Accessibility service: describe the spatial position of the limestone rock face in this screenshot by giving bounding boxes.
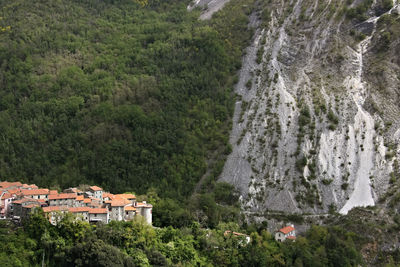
[190,0,400,215]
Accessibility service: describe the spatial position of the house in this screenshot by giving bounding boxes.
[275,225,296,242]
[89,186,103,200]
[115,194,136,205]
[69,207,90,222]
[0,192,14,217]
[12,197,44,218]
[43,206,69,225]
[124,206,136,221]
[88,208,109,223]
[105,198,131,221]
[21,189,50,200]
[48,193,77,207]
[135,201,152,225]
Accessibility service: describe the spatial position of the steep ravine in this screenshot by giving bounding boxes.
[191,0,400,216]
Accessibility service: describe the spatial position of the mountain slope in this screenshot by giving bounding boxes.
[215,0,400,215]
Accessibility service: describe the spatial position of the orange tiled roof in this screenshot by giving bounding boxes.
[115,193,136,200]
[83,198,91,203]
[89,186,102,191]
[21,189,49,196]
[1,193,13,199]
[89,208,107,214]
[48,193,77,200]
[287,236,296,240]
[76,195,84,201]
[278,226,295,234]
[30,184,38,189]
[7,188,21,195]
[125,206,136,211]
[49,190,58,195]
[103,192,115,199]
[69,207,90,213]
[110,199,130,207]
[0,181,22,189]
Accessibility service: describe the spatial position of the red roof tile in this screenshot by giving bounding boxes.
[278,226,295,234]
[89,208,108,214]
[21,189,49,196]
[76,195,84,201]
[115,194,136,200]
[110,199,130,207]
[49,190,58,195]
[13,197,38,204]
[0,181,22,189]
[89,186,102,191]
[69,207,90,213]
[125,206,136,211]
[287,236,296,240]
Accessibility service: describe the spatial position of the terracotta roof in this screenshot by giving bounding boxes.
[103,192,115,199]
[1,193,13,199]
[89,186,102,191]
[76,195,84,201]
[125,206,136,211]
[30,184,38,189]
[7,188,21,195]
[49,190,58,195]
[69,207,90,213]
[83,198,91,203]
[43,206,68,212]
[48,193,77,200]
[278,226,295,234]
[0,181,22,189]
[110,199,130,207]
[287,236,296,240]
[115,193,136,200]
[89,208,108,214]
[21,189,49,196]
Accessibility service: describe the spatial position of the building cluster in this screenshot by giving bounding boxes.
[0,181,152,225]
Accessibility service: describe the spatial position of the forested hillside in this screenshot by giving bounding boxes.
[0,0,250,198]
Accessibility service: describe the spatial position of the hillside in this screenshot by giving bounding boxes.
[0,0,249,199]
[211,0,400,216]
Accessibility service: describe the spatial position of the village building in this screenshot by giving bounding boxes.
[21,189,50,200]
[135,201,153,225]
[12,197,43,218]
[43,206,69,225]
[49,193,77,207]
[69,207,90,222]
[89,208,109,223]
[89,186,103,200]
[105,198,131,221]
[275,225,296,242]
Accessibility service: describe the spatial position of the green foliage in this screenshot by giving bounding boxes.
[0,0,249,201]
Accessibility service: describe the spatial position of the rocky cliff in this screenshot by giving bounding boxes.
[192,0,400,215]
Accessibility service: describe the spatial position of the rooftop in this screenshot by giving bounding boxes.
[278,226,295,234]
[21,189,49,196]
[89,186,102,191]
[89,208,108,214]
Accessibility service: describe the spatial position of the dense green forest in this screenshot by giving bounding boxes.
[0,0,251,199]
[0,211,363,266]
